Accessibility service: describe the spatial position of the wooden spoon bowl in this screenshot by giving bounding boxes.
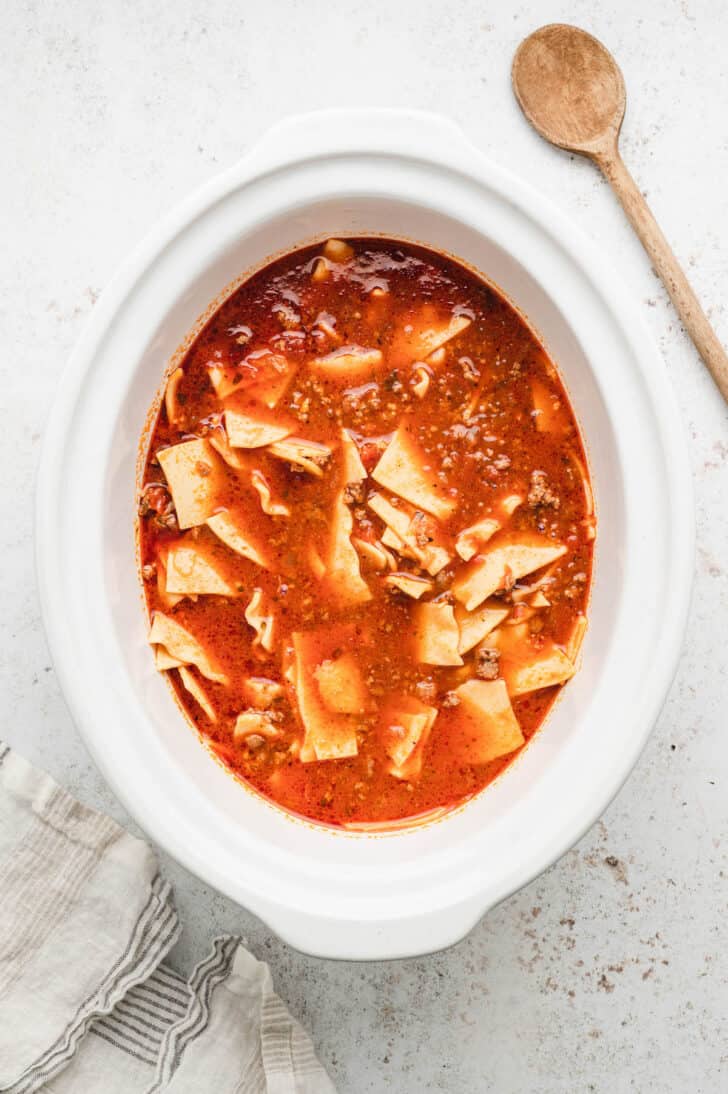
[513,24,626,156]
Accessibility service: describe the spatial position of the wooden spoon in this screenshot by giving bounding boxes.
[512,23,728,403]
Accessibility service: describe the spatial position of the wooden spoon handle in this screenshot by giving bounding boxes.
[594,148,728,403]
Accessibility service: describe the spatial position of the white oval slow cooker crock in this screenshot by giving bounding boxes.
[36,109,693,960]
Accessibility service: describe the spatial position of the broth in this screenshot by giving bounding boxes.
[138,238,594,827]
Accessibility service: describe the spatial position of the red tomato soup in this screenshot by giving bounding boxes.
[138,238,594,828]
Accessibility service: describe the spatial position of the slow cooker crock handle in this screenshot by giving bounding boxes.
[243,107,480,174]
[254,894,492,962]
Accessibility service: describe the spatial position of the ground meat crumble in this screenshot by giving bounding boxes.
[475,647,501,680]
[528,469,560,509]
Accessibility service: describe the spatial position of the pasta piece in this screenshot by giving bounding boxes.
[565,615,588,662]
[208,430,248,471]
[233,709,282,741]
[505,646,575,696]
[391,305,471,365]
[501,494,524,516]
[407,508,451,567]
[372,426,456,520]
[252,358,295,409]
[340,428,367,484]
[455,517,501,562]
[154,645,184,671]
[322,491,372,607]
[582,516,597,542]
[243,676,284,709]
[448,679,524,765]
[411,364,431,399]
[209,351,293,408]
[155,546,184,608]
[452,534,568,611]
[250,470,290,517]
[306,542,327,579]
[206,509,268,568]
[532,379,570,433]
[412,602,463,666]
[268,437,332,477]
[489,623,575,696]
[178,666,217,722]
[380,526,406,551]
[207,364,243,400]
[164,367,185,426]
[157,439,225,529]
[569,449,594,518]
[530,590,551,608]
[503,605,538,626]
[455,603,509,655]
[455,495,523,561]
[367,491,410,539]
[510,559,560,603]
[164,540,238,597]
[424,313,471,355]
[403,534,449,577]
[148,612,228,684]
[313,654,372,714]
[462,372,491,421]
[313,313,342,345]
[229,324,252,346]
[224,400,293,448]
[352,537,397,571]
[245,588,276,653]
[322,238,354,262]
[292,631,359,762]
[281,642,296,688]
[487,621,527,650]
[385,573,434,599]
[381,695,438,781]
[311,257,329,282]
[369,493,452,577]
[309,346,383,378]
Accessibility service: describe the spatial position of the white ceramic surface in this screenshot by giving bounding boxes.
[36,108,693,960]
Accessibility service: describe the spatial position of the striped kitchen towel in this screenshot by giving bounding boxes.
[0,743,336,1094]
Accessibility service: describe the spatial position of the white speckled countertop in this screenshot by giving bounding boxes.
[2,1,727,1090]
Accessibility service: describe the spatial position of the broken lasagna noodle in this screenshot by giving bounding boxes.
[138,238,594,826]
